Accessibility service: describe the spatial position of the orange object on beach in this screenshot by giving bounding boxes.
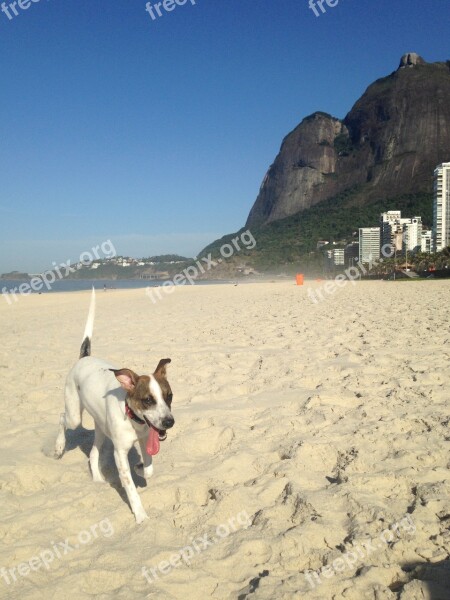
[296,274,304,286]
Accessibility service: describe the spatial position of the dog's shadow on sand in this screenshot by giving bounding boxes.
[63,426,148,510]
[390,559,450,599]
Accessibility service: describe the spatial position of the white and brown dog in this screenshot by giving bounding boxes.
[54,288,174,523]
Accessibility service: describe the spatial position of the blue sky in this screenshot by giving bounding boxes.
[0,0,448,272]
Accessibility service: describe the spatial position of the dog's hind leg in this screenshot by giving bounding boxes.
[64,376,82,430]
[54,375,82,459]
[90,424,106,483]
[54,412,67,459]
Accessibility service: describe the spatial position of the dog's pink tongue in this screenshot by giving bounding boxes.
[146,426,160,456]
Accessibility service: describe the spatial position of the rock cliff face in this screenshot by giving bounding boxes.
[246,54,450,228]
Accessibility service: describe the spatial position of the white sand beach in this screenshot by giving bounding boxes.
[0,280,449,600]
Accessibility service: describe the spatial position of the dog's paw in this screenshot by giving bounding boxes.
[135,509,149,524]
[92,474,106,483]
[53,445,65,460]
[134,463,154,480]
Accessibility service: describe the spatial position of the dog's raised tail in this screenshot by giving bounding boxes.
[80,286,96,358]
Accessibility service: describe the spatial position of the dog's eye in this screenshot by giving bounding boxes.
[167,393,173,404]
[143,397,156,407]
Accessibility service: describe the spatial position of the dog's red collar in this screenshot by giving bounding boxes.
[125,403,168,443]
[125,402,146,425]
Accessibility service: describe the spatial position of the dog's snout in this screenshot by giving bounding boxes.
[162,416,175,429]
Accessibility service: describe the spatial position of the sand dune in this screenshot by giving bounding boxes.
[0,280,449,599]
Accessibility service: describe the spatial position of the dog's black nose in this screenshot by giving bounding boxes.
[162,416,175,429]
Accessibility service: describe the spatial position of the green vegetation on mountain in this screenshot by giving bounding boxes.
[141,254,190,262]
[200,190,433,274]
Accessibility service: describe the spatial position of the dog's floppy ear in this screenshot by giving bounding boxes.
[154,358,171,379]
[110,368,139,392]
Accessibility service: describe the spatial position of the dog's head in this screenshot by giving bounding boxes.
[110,358,174,439]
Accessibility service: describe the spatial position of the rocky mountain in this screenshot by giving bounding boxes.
[246,53,450,228]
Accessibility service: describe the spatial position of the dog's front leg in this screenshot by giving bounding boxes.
[135,438,154,480]
[114,448,148,524]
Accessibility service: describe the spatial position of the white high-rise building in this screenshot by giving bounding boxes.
[380,210,426,254]
[380,211,401,248]
[402,217,422,253]
[326,249,345,266]
[359,228,380,264]
[433,162,450,252]
[421,230,433,253]
[333,249,345,265]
